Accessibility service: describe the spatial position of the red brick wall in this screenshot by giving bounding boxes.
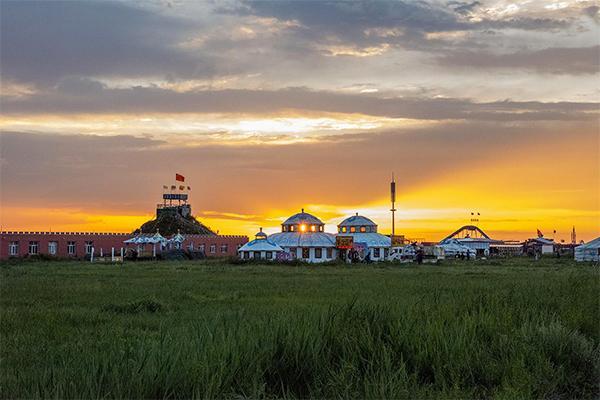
[0,232,248,260]
[0,232,130,259]
[180,234,248,257]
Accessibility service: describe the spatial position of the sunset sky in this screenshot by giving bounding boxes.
[1,0,598,242]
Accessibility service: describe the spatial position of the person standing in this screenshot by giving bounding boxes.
[416,248,424,264]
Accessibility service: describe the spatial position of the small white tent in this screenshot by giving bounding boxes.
[439,239,475,259]
[575,237,600,262]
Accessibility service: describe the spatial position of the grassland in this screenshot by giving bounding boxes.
[1,257,598,399]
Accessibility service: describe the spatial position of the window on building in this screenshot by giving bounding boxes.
[254,251,261,259]
[9,241,19,256]
[310,225,316,232]
[290,225,295,232]
[302,247,310,259]
[319,226,323,232]
[221,244,228,253]
[360,226,366,233]
[341,227,347,233]
[209,244,216,253]
[289,248,296,258]
[48,241,58,255]
[350,227,356,233]
[266,251,272,259]
[374,248,381,258]
[326,248,333,258]
[243,251,249,259]
[188,243,194,251]
[198,244,205,252]
[28,241,39,255]
[67,241,76,255]
[315,248,322,258]
[85,241,93,254]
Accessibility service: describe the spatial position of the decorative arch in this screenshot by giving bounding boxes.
[442,225,491,241]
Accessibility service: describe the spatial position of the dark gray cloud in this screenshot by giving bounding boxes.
[2,85,597,122]
[583,5,600,22]
[438,45,600,74]
[448,1,481,16]
[0,1,217,86]
[215,0,584,76]
[1,0,595,92]
[235,0,570,47]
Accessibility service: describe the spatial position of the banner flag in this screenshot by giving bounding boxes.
[175,173,185,182]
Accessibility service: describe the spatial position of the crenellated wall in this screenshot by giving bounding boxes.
[0,232,248,260]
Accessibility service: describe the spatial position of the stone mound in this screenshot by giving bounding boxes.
[137,213,216,236]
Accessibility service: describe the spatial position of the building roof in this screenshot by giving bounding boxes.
[338,214,377,227]
[171,233,184,242]
[337,232,390,247]
[576,237,600,250]
[238,238,283,252]
[269,231,336,247]
[282,209,324,226]
[255,229,268,239]
[442,225,493,241]
[439,239,472,252]
[452,237,499,243]
[527,237,554,245]
[124,231,167,244]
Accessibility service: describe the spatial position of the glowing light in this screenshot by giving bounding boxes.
[300,224,307,232]
[321,44,390,57]
[0,112,434,145]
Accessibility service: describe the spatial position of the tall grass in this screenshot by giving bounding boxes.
[1,259,598,398]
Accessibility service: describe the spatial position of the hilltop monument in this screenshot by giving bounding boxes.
[136,174,216,236]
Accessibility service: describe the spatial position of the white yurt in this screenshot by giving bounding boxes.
[268,209,337,262]
[574,237,600,262]
[238,228,284,261]
[336,213,391,261]
[439,238,475,259]
[124,230,167,257]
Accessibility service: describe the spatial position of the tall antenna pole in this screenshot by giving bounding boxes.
[390,173,396,237]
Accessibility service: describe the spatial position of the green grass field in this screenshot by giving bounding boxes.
[1,258,598,399]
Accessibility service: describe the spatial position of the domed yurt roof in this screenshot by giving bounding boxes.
[282,209,324,226]
[338,213,377,228]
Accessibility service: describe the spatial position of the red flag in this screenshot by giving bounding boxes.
[175,173,185,182]
[537,229,543,238]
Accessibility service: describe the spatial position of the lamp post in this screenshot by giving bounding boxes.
[390,173,396,237]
